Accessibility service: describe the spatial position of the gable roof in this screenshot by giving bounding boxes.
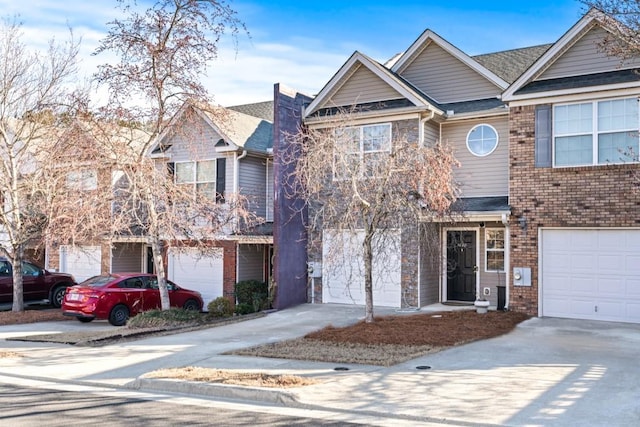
[392,29,510,90]
[151,101,273,156]
[304,51,442,119]
[206,107,273,153]
[502,8,640,101]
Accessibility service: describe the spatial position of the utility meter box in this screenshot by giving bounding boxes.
[513,267,531,287]
[307,261,322,278]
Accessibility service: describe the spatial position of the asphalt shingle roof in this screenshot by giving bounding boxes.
[227,101,274,122]
[515,68,640,95]
[451,196,510,213]
[473,44,553,84]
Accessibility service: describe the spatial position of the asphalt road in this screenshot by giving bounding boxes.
[0,384,367,427]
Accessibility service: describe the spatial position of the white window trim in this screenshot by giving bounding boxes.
[332,123,392,180]
[67,169,98,191]
[174,159,217,197]
[552,96,640,167]
[466,123,499,157]
[485,228,505,273]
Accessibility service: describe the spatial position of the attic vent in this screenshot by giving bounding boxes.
[215,138,228,147]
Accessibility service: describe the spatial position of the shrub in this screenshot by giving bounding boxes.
[207,297,233,318]
[127,308,205,329]
[234,303,254,315]
[234,280,268,314]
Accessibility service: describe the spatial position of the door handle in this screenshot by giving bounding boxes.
[473,265,478,273]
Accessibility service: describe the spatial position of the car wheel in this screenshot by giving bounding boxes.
[108,304,129,326]
[51,285,68,308]
[77,317,93,323]
[183,299,201,311]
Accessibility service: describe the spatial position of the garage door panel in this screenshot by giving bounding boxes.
[571,299,598,316]
[628,279,640,296]
[599,278,625,295]
[542,229,640,324]
[545,253,571,273]
[570,276,597,293]
[572,254,597,271]
[60,246,101,283]
[626,304,640,322]
[322,229,401,307]
[168,248,223,311]
[625,256,640,273]
[598,254,623,272]
[597,300,626,319]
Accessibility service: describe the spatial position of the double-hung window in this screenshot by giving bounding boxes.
[554,97,639,166]
[175,160,216,200]
[333,123,391,179]
[485,229,505,272]
[67,169,98,190]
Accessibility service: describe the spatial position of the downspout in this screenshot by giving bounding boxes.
[234,150,248,194]
[419,109,435,146]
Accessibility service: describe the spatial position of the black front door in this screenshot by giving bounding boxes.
[446,231,477,302]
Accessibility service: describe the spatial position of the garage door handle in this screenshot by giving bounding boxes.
[595,305,598,313]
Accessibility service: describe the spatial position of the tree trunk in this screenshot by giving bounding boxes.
[11,252,24,312]
[151,238,170,310]
[363,230,374,323]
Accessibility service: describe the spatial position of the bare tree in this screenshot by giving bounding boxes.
[283,111,459,322]
[0,18,82,311]
[581,1,640,60]
[93,0,249,310]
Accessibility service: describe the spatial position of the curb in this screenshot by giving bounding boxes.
[131,378,300,405]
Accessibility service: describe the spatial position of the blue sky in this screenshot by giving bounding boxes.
[0,0,587,105]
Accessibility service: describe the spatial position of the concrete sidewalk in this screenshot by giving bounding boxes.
[1,304,639,426]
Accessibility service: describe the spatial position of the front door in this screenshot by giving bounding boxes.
[446,230,477,302]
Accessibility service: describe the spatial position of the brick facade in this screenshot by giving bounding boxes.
[509,104,640,315]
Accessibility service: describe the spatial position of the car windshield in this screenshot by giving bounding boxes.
[80,275,116,287]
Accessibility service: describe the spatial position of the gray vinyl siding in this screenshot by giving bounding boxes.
[168,115,219,162]
[239,155,267,219]
[266,160,274,221]
[111,243,143,273]
[237,244,265,282]
[424,120,439,145]
[540,26,640,80]
[399,43,500,103]
[166,114,235,198]
[326,65,404,107]
[442,116,508,198]
[419,223,441,306]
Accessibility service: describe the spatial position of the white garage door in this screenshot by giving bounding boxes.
[168,248,223,311]
[59,245,102,283]
[322,229,401,307]
[541,229,640,323]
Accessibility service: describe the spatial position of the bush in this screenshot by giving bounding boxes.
[127,308,205,329]
[207,297,234,318]
[234,280,268,314]
[234,303,254,315]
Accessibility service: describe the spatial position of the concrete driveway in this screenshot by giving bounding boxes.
[0,304,639,426]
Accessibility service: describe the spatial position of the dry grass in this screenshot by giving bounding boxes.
[145,367,318,388]
[0,308,69,325]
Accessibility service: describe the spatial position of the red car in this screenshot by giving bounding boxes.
[62,273,203,326]
[0,258,76,308]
